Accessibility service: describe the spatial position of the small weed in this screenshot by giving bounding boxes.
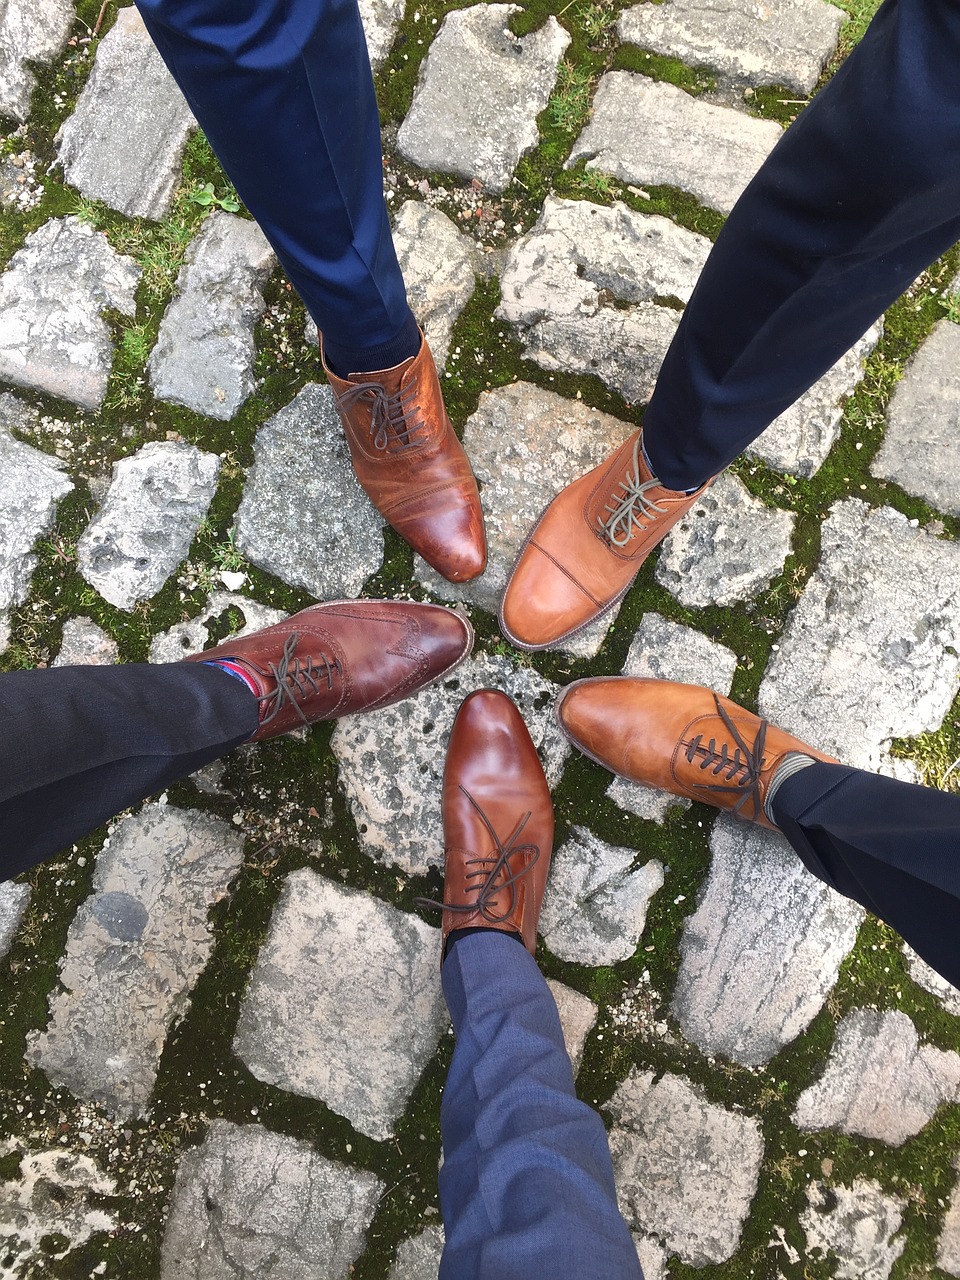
[545,60,594,133]
[569,166,620,201]
[186,181,241,214]
[67,194,101,227]
[578,0,617,43]
[119,321,153,367]
[939,291,960,324]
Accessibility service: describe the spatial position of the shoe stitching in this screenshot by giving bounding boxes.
[526,540,605,607]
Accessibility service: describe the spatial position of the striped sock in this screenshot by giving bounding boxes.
[203,659,258,697]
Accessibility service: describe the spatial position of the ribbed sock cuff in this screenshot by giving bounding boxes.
[322,308,421,378]
[764,752,818,824]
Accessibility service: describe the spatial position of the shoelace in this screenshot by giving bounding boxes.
[336,375,427,452]
[257,631,343,728]
[598,435,668,547]
[416,787,539,925]
[681,693,769,819]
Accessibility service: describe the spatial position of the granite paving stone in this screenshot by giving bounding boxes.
[937,1159,960,1278]
[359,0,406,66]
[148,210,275,420]
[0,419,73,651]
[234,871,446,1141]
[747,323,882,477]
[414,381,634,656]
[801,1179,906,1280]
[567,72,782,214]
[234,382,385,599]
[77,441,220,610]
[793,1008,960,1144]
[0,216,140,410]
[655,471,795,608]
[0,1143,117,1269]
[605,613,737,822]
[393,201,479,369]
[540,826,664,966]
[0,0,74,121]
[398,4,570,192]
[160,1120,383,1280]
[618,0,845,95]
[498,197,711,403]
[634,1235,668,1280]
[388,1225,445,1280]
[55,6,195,220]
[25,804,244,1118]
[306,201,479,370]
[673,815,864,1065]
[331,651,568,876]
[904,944,960,1019]
[759,500,960,769]
[52,616,118,667]
[871,319,960,515]
[0,884,30,960]
[607,1068,764,1265]
[546,978,598,1076]
[149,591,286,665]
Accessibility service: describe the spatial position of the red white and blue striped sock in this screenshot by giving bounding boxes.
[203,659,259,697]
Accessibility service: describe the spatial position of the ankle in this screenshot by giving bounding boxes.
[322,310,421,379]
[764,752,818,825]
[442,926,524,965]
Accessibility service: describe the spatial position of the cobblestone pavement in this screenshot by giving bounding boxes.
[1,1,960,1277]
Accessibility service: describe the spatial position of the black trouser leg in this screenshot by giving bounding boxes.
[0,663,258,880]
[643,0,960,489]
[772,762,960,988]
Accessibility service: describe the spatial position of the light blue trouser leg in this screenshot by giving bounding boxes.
[439,933,643,1280]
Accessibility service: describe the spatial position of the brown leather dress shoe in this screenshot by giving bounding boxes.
[182,599,473,741]
[557,678,837,829]
[323,333,486,583]
[499,430,713,651]
[437,689,554,953]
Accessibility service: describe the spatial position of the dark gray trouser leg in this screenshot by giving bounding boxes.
[1,663,257,879]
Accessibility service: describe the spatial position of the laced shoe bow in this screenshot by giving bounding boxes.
[418,786,540,924]
[256,631,343,730]
[598,434,668,546]
[682,693,769,820]
[335,375,428,452]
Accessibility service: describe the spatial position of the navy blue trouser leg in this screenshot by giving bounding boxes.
[439,932,643,1280]
[0,663,257,880]
[772,763,960,989]
[643,0,960,489]
[134,0,413,353]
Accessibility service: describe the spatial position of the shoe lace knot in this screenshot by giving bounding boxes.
[598,435,668,547]
[681,693,769,819]
[416,787,540,925]
[257,631,343,729]
[336,374,427,453]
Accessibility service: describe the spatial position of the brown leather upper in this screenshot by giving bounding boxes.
[499,430,713,651]
[441,689,554,953]
[557,677,837,829]
[183,600,473,740]
[323,335,486,583]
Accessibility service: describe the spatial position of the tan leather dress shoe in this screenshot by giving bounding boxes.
[183,599,473,740]
[499,430,713,650]
[557,678,837,829]
[323,334,486,583]
[438,689,554,953]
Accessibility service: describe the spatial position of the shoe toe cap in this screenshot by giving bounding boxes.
[500,544,597,650]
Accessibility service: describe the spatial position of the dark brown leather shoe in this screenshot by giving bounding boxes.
[499,430,713,651]
[323,333,486,584]
[439,689,554,953]
[557,678,837,829]
[183,599,473,741]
